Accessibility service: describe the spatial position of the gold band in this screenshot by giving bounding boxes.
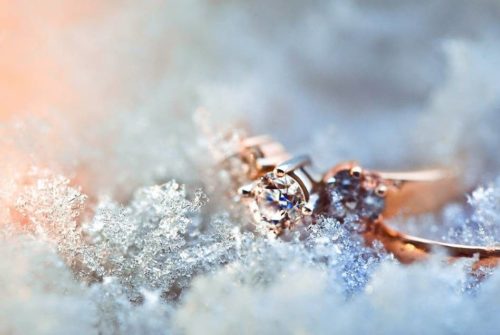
[379,169,462,218]
[364,220,500,265]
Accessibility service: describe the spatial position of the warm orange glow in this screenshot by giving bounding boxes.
[0,1,128,205]
[0,0,120,120]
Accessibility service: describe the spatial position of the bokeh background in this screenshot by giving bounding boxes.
[1,1,500,334]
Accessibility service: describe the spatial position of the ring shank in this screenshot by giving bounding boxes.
[364,221,500,265]
[373,169,499,264]
[380,169,463,219]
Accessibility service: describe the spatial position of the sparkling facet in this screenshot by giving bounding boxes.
[253,173,305,226]
[334,170,361,197]
[327,170,385,220]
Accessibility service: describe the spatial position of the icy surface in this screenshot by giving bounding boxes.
[1,0,500,334]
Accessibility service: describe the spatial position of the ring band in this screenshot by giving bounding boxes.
[379,169,462,218]
[364,220,500,269]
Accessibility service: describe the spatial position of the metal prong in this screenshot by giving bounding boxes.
[256,155,290,172]
[325,177,336,185]
[274,155,312,177]
[301,195,318,216]
[302,205,313,216]
[350,166,363,179]
[375,184,388,197]
[238,183,254,197]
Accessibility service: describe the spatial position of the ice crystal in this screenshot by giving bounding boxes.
[306,217,389,296]
[390,178,500,248]
[11,171,240,302]
[442,178,500,246]
[83,181,237,300]
[463,178,500,245]
[0,235,177,335]
[13,169,90,270]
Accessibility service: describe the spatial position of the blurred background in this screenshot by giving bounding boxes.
[1,0,499,200]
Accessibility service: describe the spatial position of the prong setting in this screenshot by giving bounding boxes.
[249,172,306,228]
[302,194,319,216]
[274,155,312,177]
[236,138,317,233]
[326,177,336,185]
[302,204,313,215]
[324,167,386,220]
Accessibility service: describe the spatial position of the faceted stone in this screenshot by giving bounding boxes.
[252,173,306,226]
[333,170,361,197]
[360,190,385,219]
[327,169,385,221]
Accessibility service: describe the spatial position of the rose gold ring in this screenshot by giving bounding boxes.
[323,162,500,267]
[231,135,500,266]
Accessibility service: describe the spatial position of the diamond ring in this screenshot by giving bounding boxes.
[231,135,500,266]
[324,163,500,266]
[322,162,499,263]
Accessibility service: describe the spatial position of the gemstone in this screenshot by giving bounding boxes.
[360,190,385,219]
[327,169,385,220]
[252,173,305,226]
[333,170,361,197]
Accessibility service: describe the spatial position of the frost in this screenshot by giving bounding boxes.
[13,169,90,270]
[443,178,500,246]
[12,172,239,302]
[390,178,500,248]
[305,217,389,296]
[78,181,236,300]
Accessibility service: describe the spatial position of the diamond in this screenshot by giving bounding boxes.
[327,169,385,220]
[360,190,385,219]
[251,173,306,227]
[334,170,361,197]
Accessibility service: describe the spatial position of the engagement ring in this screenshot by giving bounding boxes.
[229,135,500,266]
